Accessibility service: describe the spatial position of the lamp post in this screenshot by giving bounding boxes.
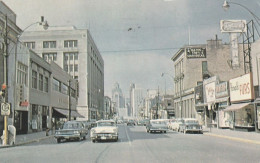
[222,0,260,36]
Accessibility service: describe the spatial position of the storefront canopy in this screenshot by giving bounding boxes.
[53,108,84,118]
[224,103,250,112]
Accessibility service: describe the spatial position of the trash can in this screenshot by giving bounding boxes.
[8,125,16,145]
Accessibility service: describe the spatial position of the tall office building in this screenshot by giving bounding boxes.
[21,26,104,120]
[129,83,144,118]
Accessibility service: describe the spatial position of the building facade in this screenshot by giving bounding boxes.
[172,38,245,125]
[20,27,104,121]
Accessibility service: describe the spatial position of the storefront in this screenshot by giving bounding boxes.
[215,81,231,128]
[224,73,255,131]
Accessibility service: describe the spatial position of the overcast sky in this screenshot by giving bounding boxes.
[3,0,260,97]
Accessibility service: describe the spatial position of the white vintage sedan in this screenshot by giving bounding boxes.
[90,120,118,142]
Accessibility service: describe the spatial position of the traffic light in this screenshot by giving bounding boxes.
[1,83,7,98]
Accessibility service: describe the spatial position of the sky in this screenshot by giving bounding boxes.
[3,0,260,97]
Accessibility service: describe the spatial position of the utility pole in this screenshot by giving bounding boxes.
[2,14,9,146]
[156,86,159,119]
[68,80,71,121]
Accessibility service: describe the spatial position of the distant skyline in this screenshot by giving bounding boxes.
[4,0,260,96]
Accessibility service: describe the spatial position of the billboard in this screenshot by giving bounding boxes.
[229,73,254,102]
[220,20,247,33]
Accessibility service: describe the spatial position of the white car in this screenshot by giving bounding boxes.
[90,120,118,143]
[171,118,184,132]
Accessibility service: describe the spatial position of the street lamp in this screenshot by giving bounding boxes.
[222,1,260,30]
[161,72,174,95]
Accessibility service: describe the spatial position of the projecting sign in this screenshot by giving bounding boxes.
[220,20,247,33]
[186,47,206,58]
[1,102,10,116]
[229,73,254,102]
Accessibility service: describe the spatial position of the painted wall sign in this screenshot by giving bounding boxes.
[186,47,206,58]
[229,73,254,102]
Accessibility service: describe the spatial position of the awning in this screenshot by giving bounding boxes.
[224,103,250,112]
[53,108,84,118]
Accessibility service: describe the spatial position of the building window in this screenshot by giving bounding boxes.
[39,74,43,91]
[42,53,57,61]
[24,42,35,49]
[74,64,78,72]
[74,76,78,80]
[52,78,60,92]
[44,77,48,92]
[64,65,68,72]
[69,65,73,72]
[74,53,78,60]
[64,52,78,61]
[61,83,68,95]
[17,62,28,86]
[32,70,37,89]
[64,40,78,48]
[43,41,56,48]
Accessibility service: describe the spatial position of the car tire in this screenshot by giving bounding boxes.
[57,138,61,143]
[83,135,86,140]
[92,139,96,143]
[164,131,166,133]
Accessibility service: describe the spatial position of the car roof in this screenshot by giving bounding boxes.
[97,120,115,123]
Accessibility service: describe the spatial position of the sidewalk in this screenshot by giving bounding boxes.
[0,131,54,149]
[203,127,260,145]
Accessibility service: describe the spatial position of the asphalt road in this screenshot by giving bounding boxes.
[1,124,260,163]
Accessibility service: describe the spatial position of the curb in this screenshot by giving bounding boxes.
[204,132,260,145]
[0,135,54,149]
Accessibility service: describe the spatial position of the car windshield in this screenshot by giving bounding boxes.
[63,122,81,129]
[151,121,166,125]
[97,122,115,127]
[185,120,199,124]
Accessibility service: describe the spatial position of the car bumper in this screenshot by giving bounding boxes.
[185,129,203,132]
[91,133,118,140]
[55,134,81,140]
[150,128,168,132]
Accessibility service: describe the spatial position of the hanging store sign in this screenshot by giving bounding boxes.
[186,47,206,58]
[229,73,254,102]
[220,20,247,33]
[205,82,216,103]
[215,82,229,98]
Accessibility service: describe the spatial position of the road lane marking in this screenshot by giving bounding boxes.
[204,133,260,145]
[124,125,132,146]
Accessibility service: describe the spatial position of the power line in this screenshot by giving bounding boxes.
[100,47,181,53]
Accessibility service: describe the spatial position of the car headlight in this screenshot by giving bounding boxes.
[91,129,96,134]
[74,131,79,134]
[56,131,60,134]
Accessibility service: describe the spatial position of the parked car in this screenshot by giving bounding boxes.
[55,121,87,143]
[168,119,176,130]
[146,119,168,133]
[137,119,146,126]
[127,119,136,126]
[179,118,203,134]
[171,118,184,132]
[90,120,118,142]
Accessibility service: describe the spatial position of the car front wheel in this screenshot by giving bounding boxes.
[57,138,61,143]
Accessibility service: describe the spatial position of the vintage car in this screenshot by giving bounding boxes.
[168,119,176,130]
[146,119,168,133]
[127,119,136,126]
[171,118,184,132]
[179,118,203,134]
[90,120,118,142]
[55,121,88,143]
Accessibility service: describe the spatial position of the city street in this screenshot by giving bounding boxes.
[1,124,260,163]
